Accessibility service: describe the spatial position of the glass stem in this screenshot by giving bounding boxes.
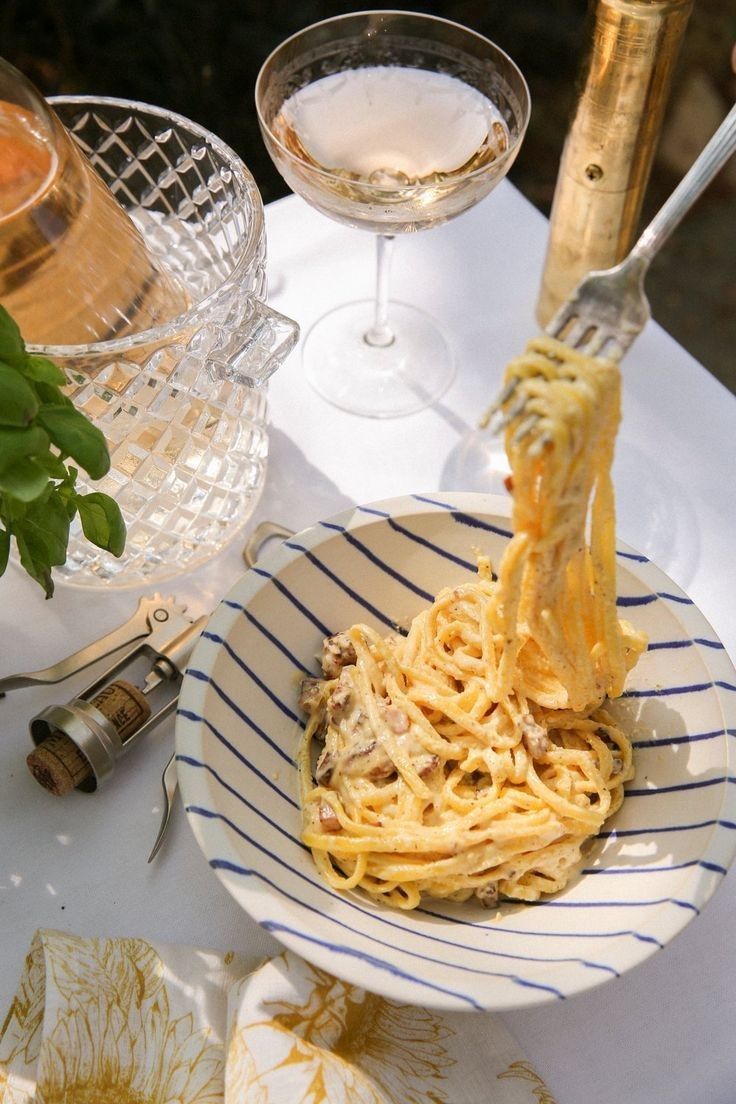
[364,234,395,348]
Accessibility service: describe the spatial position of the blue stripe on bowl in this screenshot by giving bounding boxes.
[536,897,700,913]
[617,592,694,607]
[176,710,300,810]
[183,671,294,767]
[356,505,480,572]
[284,542,399,630]
[201,630,301,723]
[415,904,665,948]
[251,568,332,636]
[262,920,492,1009]
[600,818,736,839]
[241,607,314,675]
[623,681,715,698]
[581,859,727,876]
[411,493,514,538]
[616,548,650,563]
[315,525,437,602]
[625,776,736,796]
[632,728,726,748]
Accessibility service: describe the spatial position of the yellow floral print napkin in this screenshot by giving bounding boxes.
[0,930,557,1104]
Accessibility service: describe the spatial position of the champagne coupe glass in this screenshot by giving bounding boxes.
[256,10,530,418]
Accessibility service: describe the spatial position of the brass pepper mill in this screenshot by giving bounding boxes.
[536,0,693,327]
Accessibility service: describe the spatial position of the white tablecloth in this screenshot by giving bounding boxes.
[1,182,734,1104]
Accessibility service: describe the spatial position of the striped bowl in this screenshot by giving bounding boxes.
[176,492,736,1011]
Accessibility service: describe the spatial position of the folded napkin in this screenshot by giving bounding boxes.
[1,930,557,1103]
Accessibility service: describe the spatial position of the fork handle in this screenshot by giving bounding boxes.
[632,101,736,266]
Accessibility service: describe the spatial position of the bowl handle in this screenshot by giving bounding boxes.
[209,298,300,388]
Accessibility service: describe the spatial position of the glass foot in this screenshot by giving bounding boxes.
[302,299,454,418]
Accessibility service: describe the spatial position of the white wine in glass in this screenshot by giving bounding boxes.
[256,10,530,418]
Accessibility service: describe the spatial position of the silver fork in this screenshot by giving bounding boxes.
[483,101,736,433]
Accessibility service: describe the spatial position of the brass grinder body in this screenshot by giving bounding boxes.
[537,0,693,326]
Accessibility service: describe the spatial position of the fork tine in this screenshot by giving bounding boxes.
[601,334,629,360]
[480,407,505,435]
[479,376,526,431]
[496,376,522,408]
[578,328,607,357]
[477,376,520,430]
[559,318,590,349]
[512,414,539,445]
[529,432,552,457]
[547,307,577,343]
[503,393,529,423]
[482,394,527,435]
[552,312,615,359]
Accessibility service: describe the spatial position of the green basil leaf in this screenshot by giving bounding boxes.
[36,407,110,479]
[35,452,70,480]
[0,306,26,371]
[18,489,69,565]
[14,529,53,597]
[0,459,49,502]
[24,355,67,386]
[0,426,51,473]
[0,364,39,427]
[76,492,126,556]
[34,380,73,407]
[37,489,70,561]
[56,471,80,519]
[0,491,25,524]
[12,490,69,599]
[0,527,10,576]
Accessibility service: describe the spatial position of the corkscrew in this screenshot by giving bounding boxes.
[0,594,207,856]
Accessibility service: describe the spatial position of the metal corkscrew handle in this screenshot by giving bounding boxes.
[0,595,183,693]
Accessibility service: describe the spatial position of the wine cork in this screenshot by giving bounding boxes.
[91,679,151,742]
[27,680,152,795]
[27,732,92,796]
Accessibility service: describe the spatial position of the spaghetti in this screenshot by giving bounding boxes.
[298,335,647,909]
